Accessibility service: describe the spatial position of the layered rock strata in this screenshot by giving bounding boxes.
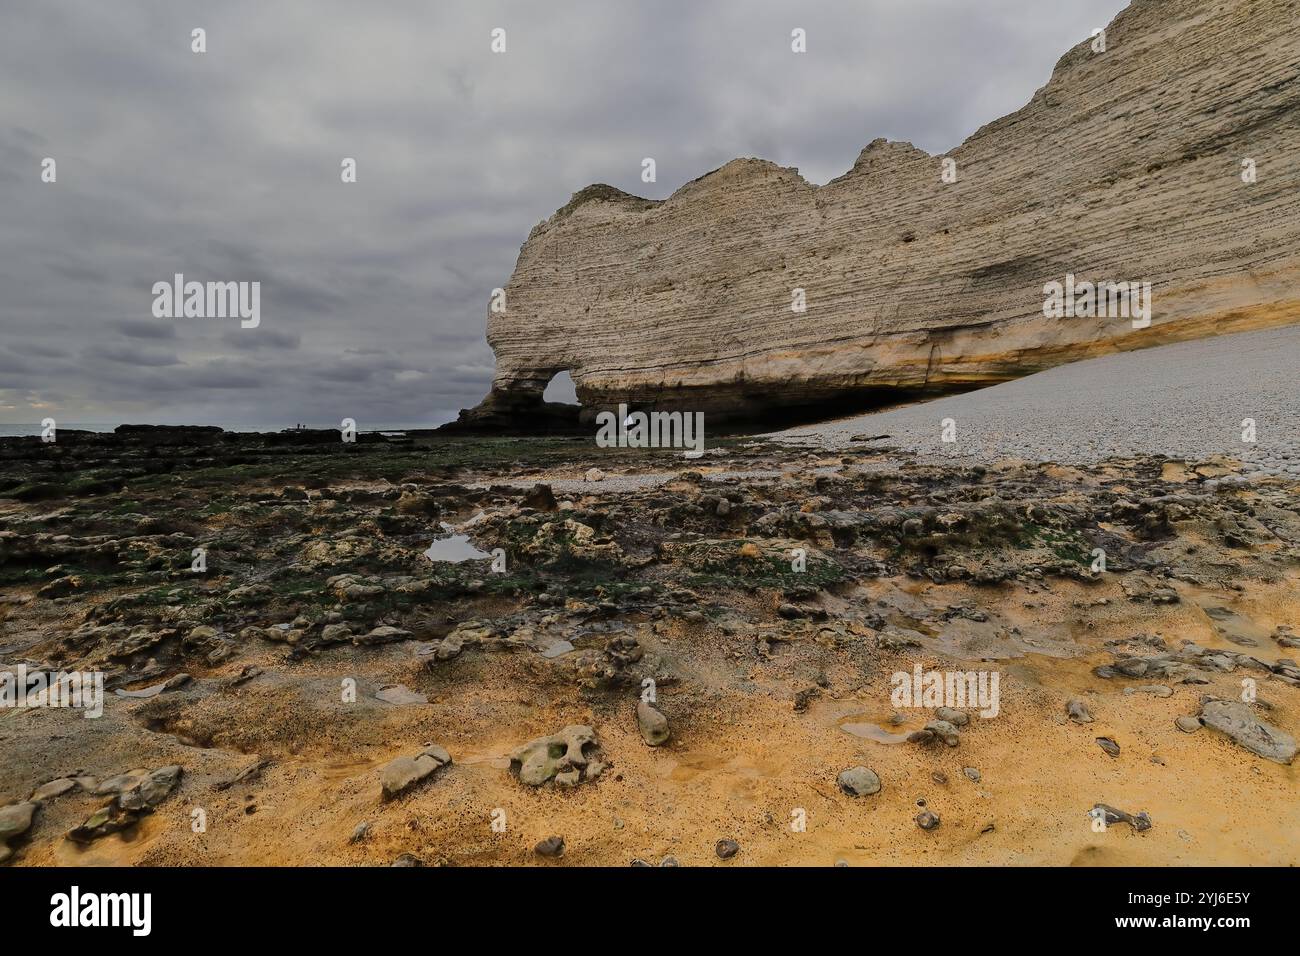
[452,0,1300,429]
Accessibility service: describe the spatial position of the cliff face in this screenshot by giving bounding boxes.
[455,0,1300,429]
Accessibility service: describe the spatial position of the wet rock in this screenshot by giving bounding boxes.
[1095,737,1121,758]
[1198,700,1296,764]
[715,838,740,859]
[510,725,601,786]
[636,700,671,746]
[1066,699,1094,723]
[915,810,941,831]
[534,835,565,858]
[380,744,452,800]
[837,766,882,797]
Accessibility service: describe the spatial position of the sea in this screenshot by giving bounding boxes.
[0,422,450,437]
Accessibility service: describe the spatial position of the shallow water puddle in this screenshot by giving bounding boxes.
[422,534,490,563]
[838,719,911,744]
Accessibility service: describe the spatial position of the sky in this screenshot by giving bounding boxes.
[0,0,1129,429]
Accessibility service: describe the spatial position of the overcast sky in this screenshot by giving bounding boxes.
[0,0,1129,429]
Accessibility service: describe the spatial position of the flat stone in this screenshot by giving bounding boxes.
[540,640,575,659]
[374,684,428,705]
[1199,700,1296,764]
[380,744,451,799]
[30,778,77,802]
[354,625,413,646]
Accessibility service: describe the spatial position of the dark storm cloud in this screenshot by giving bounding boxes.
[115,318,176,339]
[0,0,1129,427]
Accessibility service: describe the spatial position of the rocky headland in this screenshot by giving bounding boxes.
[453,0,1300,431]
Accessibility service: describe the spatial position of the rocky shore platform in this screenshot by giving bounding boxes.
[1,410,1298,865]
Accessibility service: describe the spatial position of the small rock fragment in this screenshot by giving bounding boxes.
[534,835,565,858]
[837,766,882,797]
[1066,699,1094,724]
[636,700,671,746]
[715,838,740,859]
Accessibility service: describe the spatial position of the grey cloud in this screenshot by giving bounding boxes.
[114,318,176,339]
[0,0,1129,427]
[222,328,300,350]
[86,343,183,366]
